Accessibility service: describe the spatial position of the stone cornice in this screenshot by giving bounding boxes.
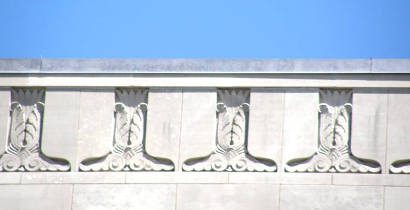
[0,59,410,73]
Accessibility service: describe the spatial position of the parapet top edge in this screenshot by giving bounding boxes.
[0,58,410,73]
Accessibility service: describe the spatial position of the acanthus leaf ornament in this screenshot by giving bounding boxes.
[183,89,277,172]
[0,88,70,172]
[285,89,381,173]
[79,88,174,171]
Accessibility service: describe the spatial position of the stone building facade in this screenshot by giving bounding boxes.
[0,59,409,210]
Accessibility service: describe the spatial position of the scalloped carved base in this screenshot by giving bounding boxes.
[0,88,70,172]
[285,152,380,173]
[0,152,69,172]
[80,152,174,171]
[390,160,410,173]
[183,89,276,172]
[183,151,276,172]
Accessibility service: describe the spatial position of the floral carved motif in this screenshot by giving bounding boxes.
[183,89,276,172]
[80,89,174,171]
[0,88,70,171]
[285,89,381,173]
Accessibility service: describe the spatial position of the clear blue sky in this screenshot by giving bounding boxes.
[1,0,409,58]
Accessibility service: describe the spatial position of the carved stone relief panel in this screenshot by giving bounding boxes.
[183,89,277,172]
[0,88,70,171]
[285,89,381,173]
[79,88,174,171]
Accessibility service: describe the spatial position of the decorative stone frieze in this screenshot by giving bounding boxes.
[0,88,70,171]
[285,89,381,173]
[80,88,174,171]
[183,89,277,172]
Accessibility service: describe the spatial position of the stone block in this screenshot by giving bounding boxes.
[125,172,176,183]
[386,90,410,172]
[282,88,318,171]
[0,172,20,184]
[72,184,176,210]
[0,185,72,210]
[77,89,115,169]
[280,185,383,210]
[175,172,228,183]
[372,59,410,73]
[41,89,81,170]
[280,173,332,185]
[0,59,41,73]
[126,172,229,184]
[332,174,385,186]
[350,89,387,173]
[332,174,410,186]
[385,187,410,210]
[179,88,216,171]
[278,59,371,72]
[228,172,279,183]
[20,172,125,184]
[145,88,182,169]
[176,184,279,210]
[248,88,283,169]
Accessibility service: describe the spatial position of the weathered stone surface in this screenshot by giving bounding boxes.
[176,184,279,210]
[42,89,80,170]
[248,88,283,169]
[77,89,114,170]
[385,187,410,210]
[372,59,410,73]
[72,184,176,210]
[0,59,41,72]
[0,185,72,210]
[280,185,383,210]
[179,89,216,171]
[350,89,386,173]
[282,88,318,172]
[0,172,20,184]
[39,59,374,73]
[387,90,410,173]
[145,88,182,170]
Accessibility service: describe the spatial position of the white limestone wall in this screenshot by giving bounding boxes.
[0,86,409,210]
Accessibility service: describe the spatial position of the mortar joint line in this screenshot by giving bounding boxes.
[176,88,184,173]
[384,92,390,174]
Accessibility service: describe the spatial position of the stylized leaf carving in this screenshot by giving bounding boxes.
[0,88,70,172]
[183,89,277,172]
[285,89,381,173]
[80,88,174,171]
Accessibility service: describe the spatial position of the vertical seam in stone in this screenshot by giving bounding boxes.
[177,88,184,172]
[279,89,286,172]
[331,174,334,185]
[174,184,179,210]
[382,186,386,210]
[70,184,75,210]
[75,91,83,172]
[18,172,22,184]
[384,92,390,174]
[277,184,282,210]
